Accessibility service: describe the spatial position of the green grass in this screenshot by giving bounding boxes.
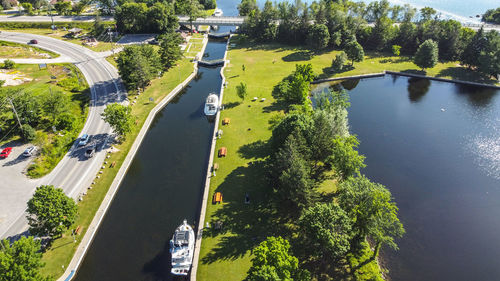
[40,58,197,279]
[0,40,59,58]
[0,28,117,52]
[197,35,498,280]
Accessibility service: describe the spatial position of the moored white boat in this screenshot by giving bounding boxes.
[170,220,195,276]
[204,93,219,116]
[213,8,223,17]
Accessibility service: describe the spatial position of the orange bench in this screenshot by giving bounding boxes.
[213,192,223,204]
[218,147,227,157]
[222,118,230,125]
[75,226,82,235]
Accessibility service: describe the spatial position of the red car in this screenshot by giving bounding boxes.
[0,147,12,158]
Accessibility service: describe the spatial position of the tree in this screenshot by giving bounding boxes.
[392,45,401,56]
[147,2,178,33]
[414,39,438,70]
[238,0,257,16]
[477,30,500,78]
[158,31,182,70]
[117,45,162,90]
[56,112,78,131]
[42,89,70,123]
[54,0,72,15]
[20,124,36,142]
[299,202,352,260]
[20,3,33,15]
[101,103,134,138]
[461,27,487,69]
[338,175,405,257]
[307,24,330,50]
[420,7,436,22]
[482,7,500,24]
[327,135,366,179]
[3,59,15,69]
[176,0,203,30]
[345,40,364,66]
[9,90,41,126]
[247,236,310,281]
[331,51,347,72]
[115,2,148,33]
[236,81,247,101]
[91,14,107,37]
[26,185,77,238]
[0,236,51,281]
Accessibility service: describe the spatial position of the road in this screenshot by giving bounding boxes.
[0,31,127,239]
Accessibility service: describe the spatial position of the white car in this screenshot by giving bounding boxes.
[79,134,90,146]
[23,146,37,157]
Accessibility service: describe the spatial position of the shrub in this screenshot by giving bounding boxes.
[56,112,78,131]
[21,124,36,142]
[392,45,401,56]
[0,80,5,87]
[332,51,347,72]
[3,59,15,69]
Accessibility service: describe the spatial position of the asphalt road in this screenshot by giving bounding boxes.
[0,31,127,239]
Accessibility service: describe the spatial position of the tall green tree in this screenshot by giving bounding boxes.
[327,135,366,179]
[101,103,134,138]
[0,237,51,281]
[42,89,70,123]
[338,176,405,258]
[414,39,438,70]
[238,0,257,16]
[236,81,248,101]
[115,2,148,33]
[117,45,162,90]
[247,236,310,281]
[147,2,177,33]
[299,202,352,261]
[461,27,487,69]
[54,0,71,15]
[345,40,364,65]
[158,31,182,70]
[26,185,77,238]
[477,30,500,78]
[307,24,330,50]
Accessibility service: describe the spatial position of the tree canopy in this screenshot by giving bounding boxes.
[26,185,77,238]
[101,103,134,138]
[0,237,51,281]
[414,39,438,70]
[247,236,310,281]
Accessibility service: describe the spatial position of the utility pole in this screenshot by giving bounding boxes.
[48,4,55,30]
[108,28,115,56]
[8,98,22,129]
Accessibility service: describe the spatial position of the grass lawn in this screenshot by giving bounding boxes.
[0,28,117,52]
[0,40,59,58]
[196,35,496,280]
[39,38,206,279]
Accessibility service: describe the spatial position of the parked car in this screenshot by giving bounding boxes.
[29,39,38,44]
[0,147,13,158]
[79,134,90,146]
[23,146,37,157]
[84,145,95,158]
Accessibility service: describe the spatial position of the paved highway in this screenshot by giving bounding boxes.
[0,31,126,239]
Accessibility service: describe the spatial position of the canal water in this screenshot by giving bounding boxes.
[73,39,228,281]
[314,76,500,281]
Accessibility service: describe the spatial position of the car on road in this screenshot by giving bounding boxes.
[23,146,37,157]
[84,144,95,158]
[79,134,90,146]
[29,39,38,44]
[0,147,13,158]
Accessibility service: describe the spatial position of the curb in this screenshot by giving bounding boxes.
[190,34,232,281]
[56,35,208,281]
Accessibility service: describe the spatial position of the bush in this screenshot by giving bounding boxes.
[392,45,401,56]
[332,51,347,72]
[21,124,36,142]
[56,112,78,131]
[0,80,5,87]
[3,59,15,69]
[57,75,84,92]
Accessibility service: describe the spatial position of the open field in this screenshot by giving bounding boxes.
[196,35,497,280]
[0,40,59,58]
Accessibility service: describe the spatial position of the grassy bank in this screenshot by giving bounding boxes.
[0,40,59,58]
[39,41,205,279]
[196,35,495,280]
[0,27,117,52]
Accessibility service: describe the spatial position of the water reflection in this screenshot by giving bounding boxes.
[340,79,360,90]
[454,83,498,107]
[407,77,431,103]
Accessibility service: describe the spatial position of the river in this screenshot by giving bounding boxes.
[314,76,500,281]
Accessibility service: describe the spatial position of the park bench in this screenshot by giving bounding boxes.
[213,192,223,204]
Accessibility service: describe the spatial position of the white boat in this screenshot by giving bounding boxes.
[213,8,223,17]
[204,93,219,116]
[170,220,195,276]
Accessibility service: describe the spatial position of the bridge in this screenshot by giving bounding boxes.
[177,16,245,26]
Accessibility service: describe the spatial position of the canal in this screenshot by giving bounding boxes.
[73,39,228,280]
[315,76,500,281]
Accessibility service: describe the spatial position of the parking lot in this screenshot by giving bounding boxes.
[0,142,42,238]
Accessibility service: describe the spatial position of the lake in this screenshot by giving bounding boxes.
[314,76,500,280]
